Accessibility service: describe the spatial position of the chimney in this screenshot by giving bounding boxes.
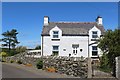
[44,16,49,26]
[96,16,103,25]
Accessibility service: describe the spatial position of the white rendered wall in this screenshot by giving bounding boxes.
[42,36,88,57]
[60,36,88,57]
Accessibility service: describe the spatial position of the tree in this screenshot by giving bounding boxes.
[1,29,20,53]
[98,29,120,75]
[35,45,41,50]
[16,46,27,53]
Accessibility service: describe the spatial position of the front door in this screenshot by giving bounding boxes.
[72,44,79,57]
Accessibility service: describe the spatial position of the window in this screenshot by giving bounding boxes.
[72,44,79,55]
[53,31,59,38]
[52,45,59,56]
[92,31,98,38]
[92,46,98,56]
[53,46,59,50]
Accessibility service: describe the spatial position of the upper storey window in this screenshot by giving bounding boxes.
[92,31,98,38]
[53,31,59,38]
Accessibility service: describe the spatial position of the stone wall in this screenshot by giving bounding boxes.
[6,53,88,78]
[116,56,120,79]
[6,52,40,66]
[43,56,88,78]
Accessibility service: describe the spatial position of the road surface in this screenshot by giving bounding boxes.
[2,63,74,78]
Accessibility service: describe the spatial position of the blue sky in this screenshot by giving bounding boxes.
[2,2,118,48]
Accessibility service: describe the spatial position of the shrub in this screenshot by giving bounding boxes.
[99,53,112,72]
[2,58,6,62]
[0,52,8,57]
[16,46,27,53]
[17,60,22,64]
[47,67,56,72]
[9,50,18,56]
[10,60,14,63]
[36,59,43,69]
[26,64,32,67]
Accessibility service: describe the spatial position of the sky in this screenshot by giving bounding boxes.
[2,2,118,49]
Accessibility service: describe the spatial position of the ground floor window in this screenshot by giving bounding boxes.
[92,46,98,56]
[52,45,59,56]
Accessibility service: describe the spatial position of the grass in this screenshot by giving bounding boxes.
[99,67,112,73]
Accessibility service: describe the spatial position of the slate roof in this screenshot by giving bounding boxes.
[41,22,105,36]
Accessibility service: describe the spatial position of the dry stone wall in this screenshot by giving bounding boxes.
[43,56,88,78]
[6,53,88,78]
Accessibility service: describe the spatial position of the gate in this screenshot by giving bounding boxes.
[115,56,120,79]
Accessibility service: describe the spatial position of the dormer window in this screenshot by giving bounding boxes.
[92,31,98,38]
[53,31,59,38]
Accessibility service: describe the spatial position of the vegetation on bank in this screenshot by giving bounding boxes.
[98,29,120,75]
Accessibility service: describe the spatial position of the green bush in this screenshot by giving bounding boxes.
[36,59,43,69]
[99,53,112,72]
[0,52,8,57]
[10,60,14,63]
[1,48,18,56]
[9,50,18,56]
[100,54,109,68]
[17,60,22,64]
[2,58,6,62]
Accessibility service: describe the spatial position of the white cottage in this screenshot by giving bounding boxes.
[41,16,105,59]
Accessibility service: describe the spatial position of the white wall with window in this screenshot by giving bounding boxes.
[89,26,101,39]
[89,26,102,58]
[42,34,88,57]
[59,36,88,57]
[42,25,102,58]
[49,25,62,39]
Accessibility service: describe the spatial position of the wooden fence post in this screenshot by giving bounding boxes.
[88,57,92,78]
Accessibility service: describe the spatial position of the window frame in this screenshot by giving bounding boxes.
[53,31,59,38]
[52,45,59,56]
[92,46,98,56]
[92,31,98,38]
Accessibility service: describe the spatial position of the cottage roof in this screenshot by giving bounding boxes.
[41,22,105,36]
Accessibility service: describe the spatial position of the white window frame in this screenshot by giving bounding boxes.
[92,31,98,38]
[53,31,59,38]
[52,45,59,56]
[92,46,98,56]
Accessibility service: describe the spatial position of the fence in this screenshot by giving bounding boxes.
[116,56,120,79]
